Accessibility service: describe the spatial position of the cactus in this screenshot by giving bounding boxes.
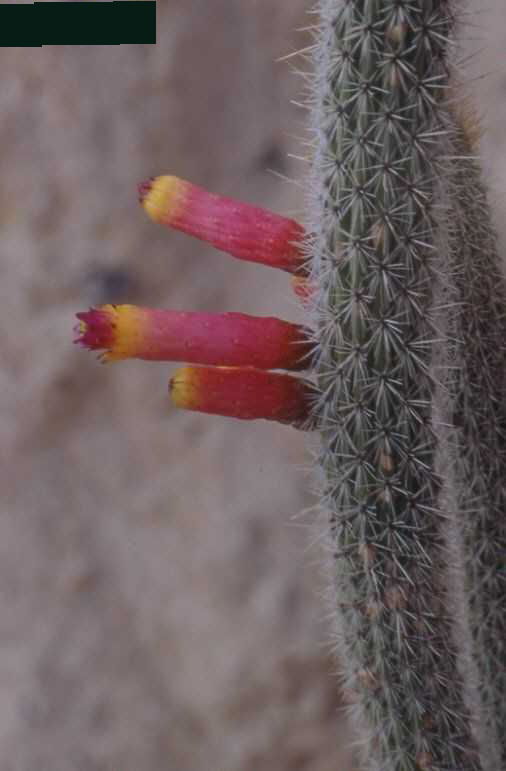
[306,1,506,770]
[435,123,506,771]
[75,4,506,769]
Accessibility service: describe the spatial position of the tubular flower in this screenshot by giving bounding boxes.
[75,178,315,429]
[170,366,313,427]
[138,175,306,274]
[75,304,311,370]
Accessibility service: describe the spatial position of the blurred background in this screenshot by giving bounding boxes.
[1,2,505,769]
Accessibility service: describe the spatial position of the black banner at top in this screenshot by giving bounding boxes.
[0,2,156,47]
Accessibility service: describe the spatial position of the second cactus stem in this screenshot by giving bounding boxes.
[307,2,505,770]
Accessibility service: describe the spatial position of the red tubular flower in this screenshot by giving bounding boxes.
[74,175,316,430]
[170,366,313,427]
[75,304,311,369]
[138,175,306,274]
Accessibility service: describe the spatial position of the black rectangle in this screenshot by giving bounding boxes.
[0,5,40,47]
[0,2,156,47]
[114,1,156,44]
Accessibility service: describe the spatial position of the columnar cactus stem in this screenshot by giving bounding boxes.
[306,2,505,770]
[435,119,506,771]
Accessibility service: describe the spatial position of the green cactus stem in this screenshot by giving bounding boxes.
[433,114,506,771]
[306,1,505,769]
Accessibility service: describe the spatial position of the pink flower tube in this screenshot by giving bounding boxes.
[138,175,306,274]
[75,304,311,370]
[170,366,313,427]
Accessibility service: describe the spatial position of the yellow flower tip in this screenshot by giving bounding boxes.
[169,366,201,410]
[139,175,189,225]
[74,304,149,362]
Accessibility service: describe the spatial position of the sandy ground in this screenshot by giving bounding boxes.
[2,2,505,770]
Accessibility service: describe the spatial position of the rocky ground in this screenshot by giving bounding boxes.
[2,2,505,769]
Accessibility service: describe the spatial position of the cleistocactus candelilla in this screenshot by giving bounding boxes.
[305,1,506,770]
[74,3,506,770]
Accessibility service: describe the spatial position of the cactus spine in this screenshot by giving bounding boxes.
[306,2,506,770]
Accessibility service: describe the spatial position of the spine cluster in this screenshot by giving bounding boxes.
[306,2,505,770]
